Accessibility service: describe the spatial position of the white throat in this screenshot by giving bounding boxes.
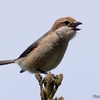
[55,26,76,40]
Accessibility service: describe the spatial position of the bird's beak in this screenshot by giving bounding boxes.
[75,22,82,26]
[69,22,82,31]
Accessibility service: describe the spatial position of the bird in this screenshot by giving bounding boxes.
[0,16,82,74]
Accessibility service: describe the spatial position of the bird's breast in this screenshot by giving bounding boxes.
[19,32,69,73]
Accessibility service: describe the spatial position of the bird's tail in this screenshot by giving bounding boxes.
[0,59,16,65]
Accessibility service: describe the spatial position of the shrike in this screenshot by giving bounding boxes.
[0,17,82,74]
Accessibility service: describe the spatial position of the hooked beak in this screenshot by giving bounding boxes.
[69,22,82,31]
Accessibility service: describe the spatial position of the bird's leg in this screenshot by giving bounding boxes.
[37,69,56,78]
[37,69,48,74]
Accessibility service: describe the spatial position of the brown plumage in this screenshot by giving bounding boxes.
[0,17,82,74]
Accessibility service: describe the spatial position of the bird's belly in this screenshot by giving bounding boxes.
[18,35,68,73]
[24,51,64,73]
[20,45,66,73]
[38,52,62,72]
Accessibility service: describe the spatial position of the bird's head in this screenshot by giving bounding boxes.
[51,17,82,40]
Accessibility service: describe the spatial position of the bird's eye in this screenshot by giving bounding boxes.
[63,21,70,25]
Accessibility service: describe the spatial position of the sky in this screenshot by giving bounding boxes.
[0,0,100,100]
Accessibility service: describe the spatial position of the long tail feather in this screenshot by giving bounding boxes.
[0,59,16,65]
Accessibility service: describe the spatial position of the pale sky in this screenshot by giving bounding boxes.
[0,0,100,100]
